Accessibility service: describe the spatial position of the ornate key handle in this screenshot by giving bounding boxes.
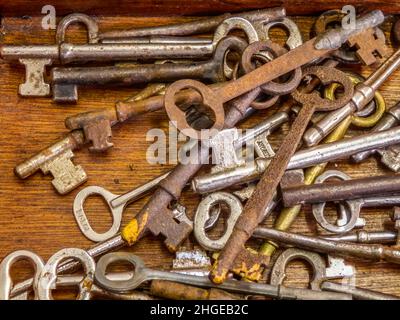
[37,248,96,300]
[0,250,44,300]
[56,13,99,44]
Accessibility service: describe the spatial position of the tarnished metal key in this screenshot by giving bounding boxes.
[322,230,398,244]
[352,101,400,168]
[321,282,400,300]
[94,252,351,300]
[98,7,285,40]
[193,125,400,194]
[51,36,247,103]
[210,65,354,284]
[2,12,268,97]
[282,174,400,207]
[252,227,400,265]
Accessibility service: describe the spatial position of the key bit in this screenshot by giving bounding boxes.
[14,131,87,194]
[18,58,53,96]
[379,145,400,172]
[347,28,387,65]
[83,118,113,152]
[40,149,87,195]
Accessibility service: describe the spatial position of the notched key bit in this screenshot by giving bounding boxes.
[19,58,52,96]
[347,28,388,66]
[14,131,87,194]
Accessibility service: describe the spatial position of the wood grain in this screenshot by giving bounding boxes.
[1,10,400,299]
[0,1,400,16]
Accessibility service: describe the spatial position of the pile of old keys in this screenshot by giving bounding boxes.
[4,6,400,300]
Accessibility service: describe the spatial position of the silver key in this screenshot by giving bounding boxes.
[37,248,96,300]
[94,252,351,299]
[303,46,400,147]
[192,125,400,194]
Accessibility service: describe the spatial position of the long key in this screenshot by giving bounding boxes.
[51,36,247,103]
[72,113,281,242]
[322,230,397,244]
[209,65,353,283]
[282,174,400,207]
[321,282,400,300]
[193,125,400,194]
[352,101,400,167]
[252,227,400,265]
[94,252,350,300]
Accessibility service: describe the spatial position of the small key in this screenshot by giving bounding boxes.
[14,131,87,195]
[51,36,247,103]
[94,252,351,300]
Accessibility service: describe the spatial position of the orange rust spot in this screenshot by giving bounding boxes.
[121,211,149,245]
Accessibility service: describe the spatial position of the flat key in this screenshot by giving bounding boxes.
[210,65,354,284]
[94,252,351,300]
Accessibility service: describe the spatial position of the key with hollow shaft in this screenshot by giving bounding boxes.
[93,252,350,300]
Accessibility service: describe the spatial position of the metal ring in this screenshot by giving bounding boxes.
[194,192,243,251]
[73,186,123,242]
[56,13,99,44]
[0,250,44,300]
[164,79,224,140]
[312,170,361,234]
[241,41,302,96]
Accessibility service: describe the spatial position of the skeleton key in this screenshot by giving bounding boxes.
[270,248,354,291]
[73,114,278,241]
[94,252,350,299]
[14,131,87,195]
[37,248,96,300]
[252,227,400,265]
[303,45,400,148]
[98,7,285,40]
[312,170,400,234]
[164,10,383,140]
[2,13,261,97]
[322,230,398,245]
[51,36,247,103]
[0,250,44,300]
[210,66,354,284]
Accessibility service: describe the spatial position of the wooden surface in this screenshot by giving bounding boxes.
[0,0,400,16]
[1,10,400,299]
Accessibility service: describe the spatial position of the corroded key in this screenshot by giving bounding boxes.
[210,65,354,284]
[94,252,351,300]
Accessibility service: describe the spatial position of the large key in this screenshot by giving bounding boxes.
[209,65,353,284]
[282,174,400,207]
[98,7,285,40]
[93,252,350,300]
[252,227,400,265]
[2,12,269,97]
[50,36,247,103]
[192,125,400,194]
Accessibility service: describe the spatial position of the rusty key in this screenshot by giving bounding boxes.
[209,66,353,284]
